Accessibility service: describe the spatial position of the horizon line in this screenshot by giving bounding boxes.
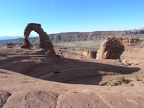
[1,27,144,37]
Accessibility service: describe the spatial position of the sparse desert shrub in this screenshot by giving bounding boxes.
[106,80,121,86]
[118,77,126,83]
[106,77,127,86]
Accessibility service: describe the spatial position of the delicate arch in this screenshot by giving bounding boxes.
[21,23,55,55]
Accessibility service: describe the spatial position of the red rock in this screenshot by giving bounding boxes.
[97,37,124,59]
[21,23,55,55]
[0,90,11,108]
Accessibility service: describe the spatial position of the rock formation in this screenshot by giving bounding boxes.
[122,38,140,46]
[0,90,11,108]
[3,90,58,108]
[21,23,55,55]
[82,49,97,59]
[96,37,124,59]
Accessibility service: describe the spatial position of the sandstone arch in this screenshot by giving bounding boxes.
[21,23,55,55]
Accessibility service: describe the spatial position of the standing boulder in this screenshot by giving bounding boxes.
[96,37,124,59]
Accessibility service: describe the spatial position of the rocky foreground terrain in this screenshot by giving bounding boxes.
[0,39,144,108]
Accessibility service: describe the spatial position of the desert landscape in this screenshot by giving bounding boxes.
[0,23,144,108]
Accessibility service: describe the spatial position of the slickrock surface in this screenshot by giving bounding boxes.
[0,44,144,108]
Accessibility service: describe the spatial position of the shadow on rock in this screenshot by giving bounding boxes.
[0,54,140,85]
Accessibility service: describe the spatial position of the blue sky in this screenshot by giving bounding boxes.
[0,0,144,36]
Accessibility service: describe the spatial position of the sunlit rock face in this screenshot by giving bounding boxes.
[96,37,124,59]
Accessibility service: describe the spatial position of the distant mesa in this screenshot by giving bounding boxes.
[0,27,144,44]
